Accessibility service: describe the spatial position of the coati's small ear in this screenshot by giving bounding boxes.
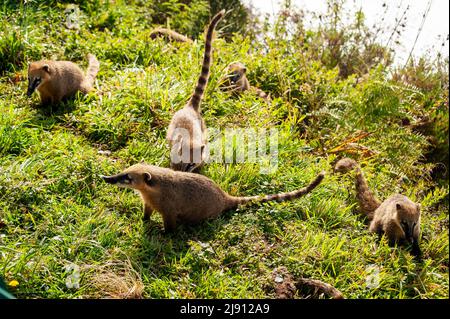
[242,66,247,73]
[42,64,50,73]
[396,203,402,210]
[416,203,421,211]
[143,172,152,185]
[140,158,145,164]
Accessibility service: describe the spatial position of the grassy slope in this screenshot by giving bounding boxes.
[0,1,448,298]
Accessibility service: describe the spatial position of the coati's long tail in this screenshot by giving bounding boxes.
[85,53,100,88]
[188,10,225,111]
[230,171,325,207]
[150,27,193,43]
[334,158,381,219]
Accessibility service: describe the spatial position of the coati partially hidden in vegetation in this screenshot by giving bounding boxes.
[220,62,271,103]
[27,53,99,105]
[334,158,421,256]
[101,163,325,232]
[166,10,225,172]
[149,27,193,43]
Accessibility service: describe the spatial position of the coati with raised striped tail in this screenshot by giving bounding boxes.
[27,53,99,105]
[334,158,421,256]
[149,27,193,43]
[166,10,225,172]
[220,62,271,103]
[101,163,325,232]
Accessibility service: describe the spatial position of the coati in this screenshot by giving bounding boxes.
[166,10,225,172]
[334,158,421,256]
[27,53,100,105]
[220,62,271,103]
[149,27,193,44]
[101,163,325,232]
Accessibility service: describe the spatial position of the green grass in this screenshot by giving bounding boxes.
[0,0,448,299]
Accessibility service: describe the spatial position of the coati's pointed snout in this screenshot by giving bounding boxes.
[27,83,36,97]
[26,87,34,97]
[27,78,41,97]
[100,175,117,184]
[100,173,130,186]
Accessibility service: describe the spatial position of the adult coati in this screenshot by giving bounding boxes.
[27,53,99,105]
[149,27,193,43]
[166,10,225,172]
[334,158,422,256]
[220,62,271,103]
[101,163,325,232]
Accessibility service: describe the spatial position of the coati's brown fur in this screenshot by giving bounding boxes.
[166,10,225,172]
[149,27,193,43]
[335,158,421,256]
[27,54,100,105]
[220,62,271,103]
[101,163,325,232]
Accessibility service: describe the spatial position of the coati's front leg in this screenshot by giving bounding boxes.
[143,203,153,221]
[162,212,177,233]
[38,92,53,106]
[384,220,405,246]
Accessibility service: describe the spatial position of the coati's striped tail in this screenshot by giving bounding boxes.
[85,53,100,87]
[334,158,381,219]
[188,10,225,111]
[231,171,325,207]
[150,27,193,43]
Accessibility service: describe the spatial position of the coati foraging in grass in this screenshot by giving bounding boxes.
[149,27,193,43]
[220,62,271,103]
[334,158,421,256]
[27,53,99,105]
[166,10,225,172]
[101,163,325,232]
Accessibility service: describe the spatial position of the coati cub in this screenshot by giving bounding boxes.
[166,10,225,172]
[220,62,271,103]
[101,163,325,232]
[27,53,100,105]
[149,27,193,44]
[335,158,421,256]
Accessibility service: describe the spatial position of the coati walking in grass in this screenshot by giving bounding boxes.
[27,53,99,105]
[220,62,271,103]
[101,163,325,232]
[166,10,225,172]
[149,27,193,43]
[334,158,422,256]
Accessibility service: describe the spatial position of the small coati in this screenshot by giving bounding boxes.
[27,53,100,105]
[335,158,421,256]
[101,163,325,232]
[166,10,225,172]
[220,62,271,103]
[149,27,193,44]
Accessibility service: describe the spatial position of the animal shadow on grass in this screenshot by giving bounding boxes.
[136,210,239,275]
[27,94,83,129]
